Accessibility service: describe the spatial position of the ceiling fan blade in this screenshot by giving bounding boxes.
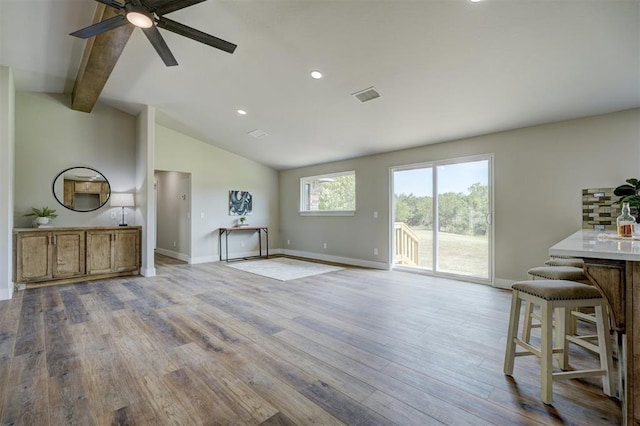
[70,15,128,39]
[144,0,207,15]
[94,0,125,10]
[141,25,179,66]
[156,16,237,54]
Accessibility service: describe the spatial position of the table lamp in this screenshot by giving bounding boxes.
[110,193,135,226]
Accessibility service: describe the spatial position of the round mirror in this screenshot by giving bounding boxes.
[52,167,111,212]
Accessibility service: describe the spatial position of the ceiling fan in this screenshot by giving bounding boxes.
[70,0,237,66]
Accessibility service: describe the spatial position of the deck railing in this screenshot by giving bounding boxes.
[394,222,420,266]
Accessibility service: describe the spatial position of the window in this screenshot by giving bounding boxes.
[300,171,356,215]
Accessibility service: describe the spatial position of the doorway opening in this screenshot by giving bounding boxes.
[154,170,192,264]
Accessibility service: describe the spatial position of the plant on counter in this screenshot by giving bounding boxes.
[25,206,58,219]
[25,206,58,225]
[614,178,640,221]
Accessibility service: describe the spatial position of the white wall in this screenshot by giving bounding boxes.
[155,170,191,261]
[155,125,279,263]
[280,109,640,284]
[0,67,15,300]
[14,92,136,228]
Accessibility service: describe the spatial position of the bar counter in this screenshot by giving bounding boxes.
[550,230,640,425]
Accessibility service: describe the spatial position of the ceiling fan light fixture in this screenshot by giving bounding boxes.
[126,7,153,28]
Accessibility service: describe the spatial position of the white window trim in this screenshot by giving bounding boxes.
[299,170,356,214]
[299,210,356,217]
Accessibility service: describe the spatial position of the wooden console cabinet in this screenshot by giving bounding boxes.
[13,226,141,288]
[86,228,140,275]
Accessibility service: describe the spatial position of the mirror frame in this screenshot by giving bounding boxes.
[52,167,111,212]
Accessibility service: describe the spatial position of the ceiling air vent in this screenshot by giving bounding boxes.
[352,87,382,103]
[248,129,268,139]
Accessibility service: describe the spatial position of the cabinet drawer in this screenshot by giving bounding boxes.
[74,181,102,193]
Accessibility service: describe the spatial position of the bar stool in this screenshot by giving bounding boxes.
[527,265,588,282]
[544,257,584,268]
[523,265,592,342]
[503,279,615,404]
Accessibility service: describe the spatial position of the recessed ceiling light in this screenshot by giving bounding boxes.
[237,109,247,115]
[468,0,483,2]
[310,70,323,79]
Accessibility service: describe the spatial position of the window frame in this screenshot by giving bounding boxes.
[299,170,356,216]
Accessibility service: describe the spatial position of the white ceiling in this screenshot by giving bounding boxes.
[1,0,639,170]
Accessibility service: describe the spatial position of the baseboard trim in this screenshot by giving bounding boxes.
[494,278,514,290]
[280,249,390,270]
[155,248,190,262]
[0,284,13,300]
[141,267,156,277]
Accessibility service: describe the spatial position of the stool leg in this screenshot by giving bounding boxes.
[522,301,534,343]
[595,304,615,397]
[555,307,570,370]
[541,301,554,404]
[504,289,521,375]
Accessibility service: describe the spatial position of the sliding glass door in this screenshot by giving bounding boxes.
[392,155,493,283]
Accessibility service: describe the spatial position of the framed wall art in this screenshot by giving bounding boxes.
[229,190,253,216]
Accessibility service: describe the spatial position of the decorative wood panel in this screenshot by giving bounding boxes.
[114,229,140,272]
[52,231,85,278]
[15,233,52,282]
[87,230,114,275]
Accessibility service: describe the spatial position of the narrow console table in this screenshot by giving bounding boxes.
[550,230,640,425]
[218,226,268,262]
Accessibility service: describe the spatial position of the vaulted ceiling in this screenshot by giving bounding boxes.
[1,0,639,170]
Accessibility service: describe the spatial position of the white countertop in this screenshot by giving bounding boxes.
[549,230,640,262]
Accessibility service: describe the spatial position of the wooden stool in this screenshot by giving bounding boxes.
[544,258,584,268]
[503,279,615,404]
[527,265,588,282]
[523,265,591,342]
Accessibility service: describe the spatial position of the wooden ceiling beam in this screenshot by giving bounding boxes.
[71,4,134,113]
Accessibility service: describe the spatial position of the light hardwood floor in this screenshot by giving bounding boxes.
[0,257,621,425]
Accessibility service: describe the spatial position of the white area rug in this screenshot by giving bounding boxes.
[226,257,344,281]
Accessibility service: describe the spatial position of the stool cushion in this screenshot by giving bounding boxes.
[527,266,586,281]
[544,258,584,268]
[512,280,601,301]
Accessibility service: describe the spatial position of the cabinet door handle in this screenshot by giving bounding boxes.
[52,235,57,245]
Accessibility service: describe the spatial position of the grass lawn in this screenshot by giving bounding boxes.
[407,228,488,278]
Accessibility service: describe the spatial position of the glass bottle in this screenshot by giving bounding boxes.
[617,202,635,237]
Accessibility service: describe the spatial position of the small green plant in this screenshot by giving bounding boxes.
[614,178,640,221]
[239,216,247,225]
[25,206,58,219]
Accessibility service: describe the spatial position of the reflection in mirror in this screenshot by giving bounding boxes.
[52,167,111,212]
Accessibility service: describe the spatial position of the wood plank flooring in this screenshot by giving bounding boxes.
[0,257,621,425]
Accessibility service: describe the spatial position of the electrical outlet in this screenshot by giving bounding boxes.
[374,248,378,255]
[173,241,176,247]
[287,240,290,245]
[373,211,378,219]
[200,212,205,219]
[110,212,116,219]
[241,242,245,247]
[323,243,327,249]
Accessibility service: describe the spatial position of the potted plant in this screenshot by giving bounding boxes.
[25,206,58,225]
[239,216,248,226]
[614,178,640,222]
